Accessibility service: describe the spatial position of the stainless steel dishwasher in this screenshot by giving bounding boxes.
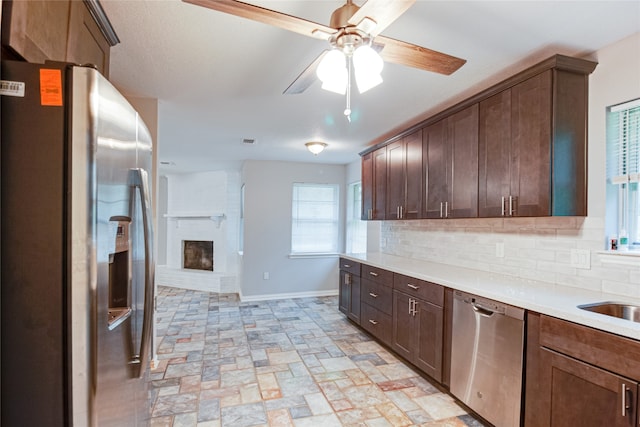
[450,290,525,427]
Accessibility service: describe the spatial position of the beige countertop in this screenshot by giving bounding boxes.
[342,252,640,341]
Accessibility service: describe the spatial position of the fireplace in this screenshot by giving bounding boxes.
[183,240,214,271]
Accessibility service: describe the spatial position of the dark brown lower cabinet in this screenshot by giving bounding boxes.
[525,313,640,427]
[540,348,637,427]
[339,270,360,324]
[391,291,443,382]
[360,302,392,346]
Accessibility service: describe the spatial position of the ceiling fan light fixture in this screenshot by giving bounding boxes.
[353,44,384,93]
[317,49,348,94]
[305,141,328,155]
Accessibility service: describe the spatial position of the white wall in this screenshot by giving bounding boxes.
[156,170,241,293]
[374,32,640,298]
[241,160,346,299]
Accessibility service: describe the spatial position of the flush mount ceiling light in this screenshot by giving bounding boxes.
[306,142,328,155]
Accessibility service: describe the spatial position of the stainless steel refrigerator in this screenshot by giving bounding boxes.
[1,60,155,426]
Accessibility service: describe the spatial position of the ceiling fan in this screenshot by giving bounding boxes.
[183,0,466,116]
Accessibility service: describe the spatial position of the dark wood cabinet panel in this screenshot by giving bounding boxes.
[391,290,443,382]
[424,105,478,218]
[393,273,444,306]
[361,264,393,286]
[339,258,361,276]
[2,0,71,63]
[361,152,373,220]
[373,147,387,220]
[361,278,392,315]
[361,302,392,346]
[511,70,552,216]
[541,348,637,427]
[424,119,448,218]
[447,104,479,218]
[66,1,111,76]
[478,89,512,217]
[338,270,360,324]
[386,130,423,219]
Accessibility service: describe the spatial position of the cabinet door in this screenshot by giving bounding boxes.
[373,146,387,220]
[478,90,512,217]
[541,348,637,427]
[511,71,552,216]
[66,1,111,77]
[348,275,361,324]
[404,130,423,219]
[414,299,443,382]
[361,152,373,220]
[386,140,404,219]
[338,271,350,315]
[447,104,479,218]
[392,291,413,361]
[2,0,71,63]
[424,119,448,218]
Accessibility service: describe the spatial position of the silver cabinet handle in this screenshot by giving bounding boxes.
[399,205,404,219]
[509,196,517,216]
[407,284,419,290]
[413,300,418,317]
[440,201,444,218]
[368,319,378,325]
[369,271,379,277]
[368,208,373,220]
[343,264,351,268]
[396,206,400,218]
[128,168,155,379]
[501,196,506,216]
[345,273,351,285]
[369,292,378,298]
[444,201,449,218]
[621,383,632,417]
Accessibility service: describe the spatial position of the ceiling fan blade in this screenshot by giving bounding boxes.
[375,35,466,75]
[183,0,336,40]
[348,0,415,37]
[283,50,328,95]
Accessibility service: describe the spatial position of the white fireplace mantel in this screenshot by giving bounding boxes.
[164,212,226,228]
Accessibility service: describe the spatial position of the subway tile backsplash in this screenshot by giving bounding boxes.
[380,216,640,298]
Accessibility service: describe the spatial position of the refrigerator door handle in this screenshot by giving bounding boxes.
[128,168,155,379]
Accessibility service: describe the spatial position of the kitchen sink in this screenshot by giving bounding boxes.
[578,302,640,323]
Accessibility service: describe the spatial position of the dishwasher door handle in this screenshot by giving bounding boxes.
[471,302,495,317]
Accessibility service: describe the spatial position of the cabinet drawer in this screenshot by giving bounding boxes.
[339,258,361,276]
[539,315,640,380]
[393,273,444,306]
[361,279,393,315]
[361,264,393,286]
[361,302,392,346]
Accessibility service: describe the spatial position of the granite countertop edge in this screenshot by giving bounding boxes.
[341,252,640,341]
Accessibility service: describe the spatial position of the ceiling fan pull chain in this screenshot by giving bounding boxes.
[345,57,352,122]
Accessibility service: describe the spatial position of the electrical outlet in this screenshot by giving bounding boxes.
[263,272,270,280]
[570,249,591,269]
[496,242,505,258]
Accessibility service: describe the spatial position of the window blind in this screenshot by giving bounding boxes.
[607,99,640,184]
[291,183,339,254]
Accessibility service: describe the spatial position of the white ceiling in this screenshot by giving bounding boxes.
[101,0,640,174]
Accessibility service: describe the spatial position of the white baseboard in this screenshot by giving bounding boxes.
[239,289,339,302]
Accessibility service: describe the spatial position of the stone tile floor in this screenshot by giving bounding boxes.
[150,286,486,427]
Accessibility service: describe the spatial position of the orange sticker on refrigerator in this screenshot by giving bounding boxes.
[39,69,63,106]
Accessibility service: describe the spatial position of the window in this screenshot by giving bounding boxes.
[346,182,366,253]
[291,183,339,254]
[606,98,640,250]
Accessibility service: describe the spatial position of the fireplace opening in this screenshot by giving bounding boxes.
[183,240,213,271]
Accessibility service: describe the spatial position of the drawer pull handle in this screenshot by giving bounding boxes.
[369,271,379,277]
[369,292,378,298]
[343,264,351,268]
[407,284,419,290]
[368,319,378,325]
[622,383,631,416]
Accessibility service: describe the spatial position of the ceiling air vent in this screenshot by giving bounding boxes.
[242,138,256,145]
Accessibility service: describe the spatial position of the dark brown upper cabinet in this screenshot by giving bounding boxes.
[360,54,596,221]
[386,130,423,219]
[479,67,590,217]
[2,0,118,77]
[424,105,479,218]
[361,146,387,220]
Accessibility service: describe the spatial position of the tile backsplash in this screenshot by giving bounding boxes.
[380,216,640,298]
